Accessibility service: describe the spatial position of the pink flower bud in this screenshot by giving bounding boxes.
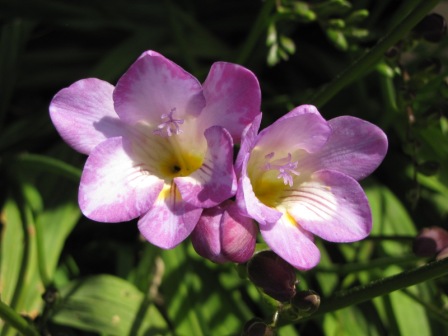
[191,200,257,263]
[413,226,448,257]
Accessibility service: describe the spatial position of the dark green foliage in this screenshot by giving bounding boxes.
[1,1,448,335]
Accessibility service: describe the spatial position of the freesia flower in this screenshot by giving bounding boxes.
[49,50,261,249]
[191,200,257,263]
[236,105,388,270]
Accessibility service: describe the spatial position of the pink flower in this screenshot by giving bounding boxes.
[191,200,257,263]
[236,105,388,270]
[50,50,261,249]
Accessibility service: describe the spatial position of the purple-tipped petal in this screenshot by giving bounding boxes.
[201,62,261,143]
[277,104,322,121]
[114,50,205,126]
[191,200,257,263]
[138,185,203,249]
[175,126,236,208]
[256,112,331,155]
[299,116,388,180]
[79,137,164,222]
[261,215,320,270]
[49,78,125,155]
[286,170,372,242]
[236,155,283,225]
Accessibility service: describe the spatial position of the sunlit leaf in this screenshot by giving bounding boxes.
[51,274,170,335]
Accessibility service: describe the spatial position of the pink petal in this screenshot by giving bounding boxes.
[113,50,205,126]
[260,215,320,270]
[175,126,236,208]
[277,104,322,121]
[79,137,164,222]
[236,154,283,225]
[235,113,262,175]
[138,185,203,249]
[49,78,125,155]
[256,112,331,155]
[200,62,261,143]
[299,116,388,181]
[286,170,372,242]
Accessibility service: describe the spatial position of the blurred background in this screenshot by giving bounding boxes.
[1,0,448,335]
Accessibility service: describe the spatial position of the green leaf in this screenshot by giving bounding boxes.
[160,243,251,335]
[365,183,416,255]
[386,266,431,336]
[323,305,382,336]
[0,194,41,332]
[51,275,170,335]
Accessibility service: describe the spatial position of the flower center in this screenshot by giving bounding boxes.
[153,108,184,137]
[263,152,300,187]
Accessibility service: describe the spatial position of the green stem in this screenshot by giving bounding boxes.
[166,0,199,74]
[314,255,420,274]
[288,258,448,324]
[11,153,81,183]
[0,300,39,336]
[310,0,441,107]
[236,0,275,65]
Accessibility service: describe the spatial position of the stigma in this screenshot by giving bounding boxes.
[264,152,300,187]
[153,108,184,137]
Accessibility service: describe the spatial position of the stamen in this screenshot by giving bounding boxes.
[264,152,300,187]
[153,108,184,137]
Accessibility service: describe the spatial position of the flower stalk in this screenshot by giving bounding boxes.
[310,0,442,107]
[281,257,448,325]
[0,300,39,336]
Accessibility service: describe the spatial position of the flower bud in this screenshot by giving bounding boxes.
[191,200,257,264]
[247,250,297,302]
[291,289,321,316]
[436,246,448,261]
[413,13,447,43]
[242,318,276,336]
[413,226,448,257]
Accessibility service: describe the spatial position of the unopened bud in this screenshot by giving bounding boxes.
[413,13,447,43]
[413,226,448,257]
[291,290,321,316]
[436,246,448,261]
[242,318,276,336]
[191,200,257,264]
[247,250,297,302]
